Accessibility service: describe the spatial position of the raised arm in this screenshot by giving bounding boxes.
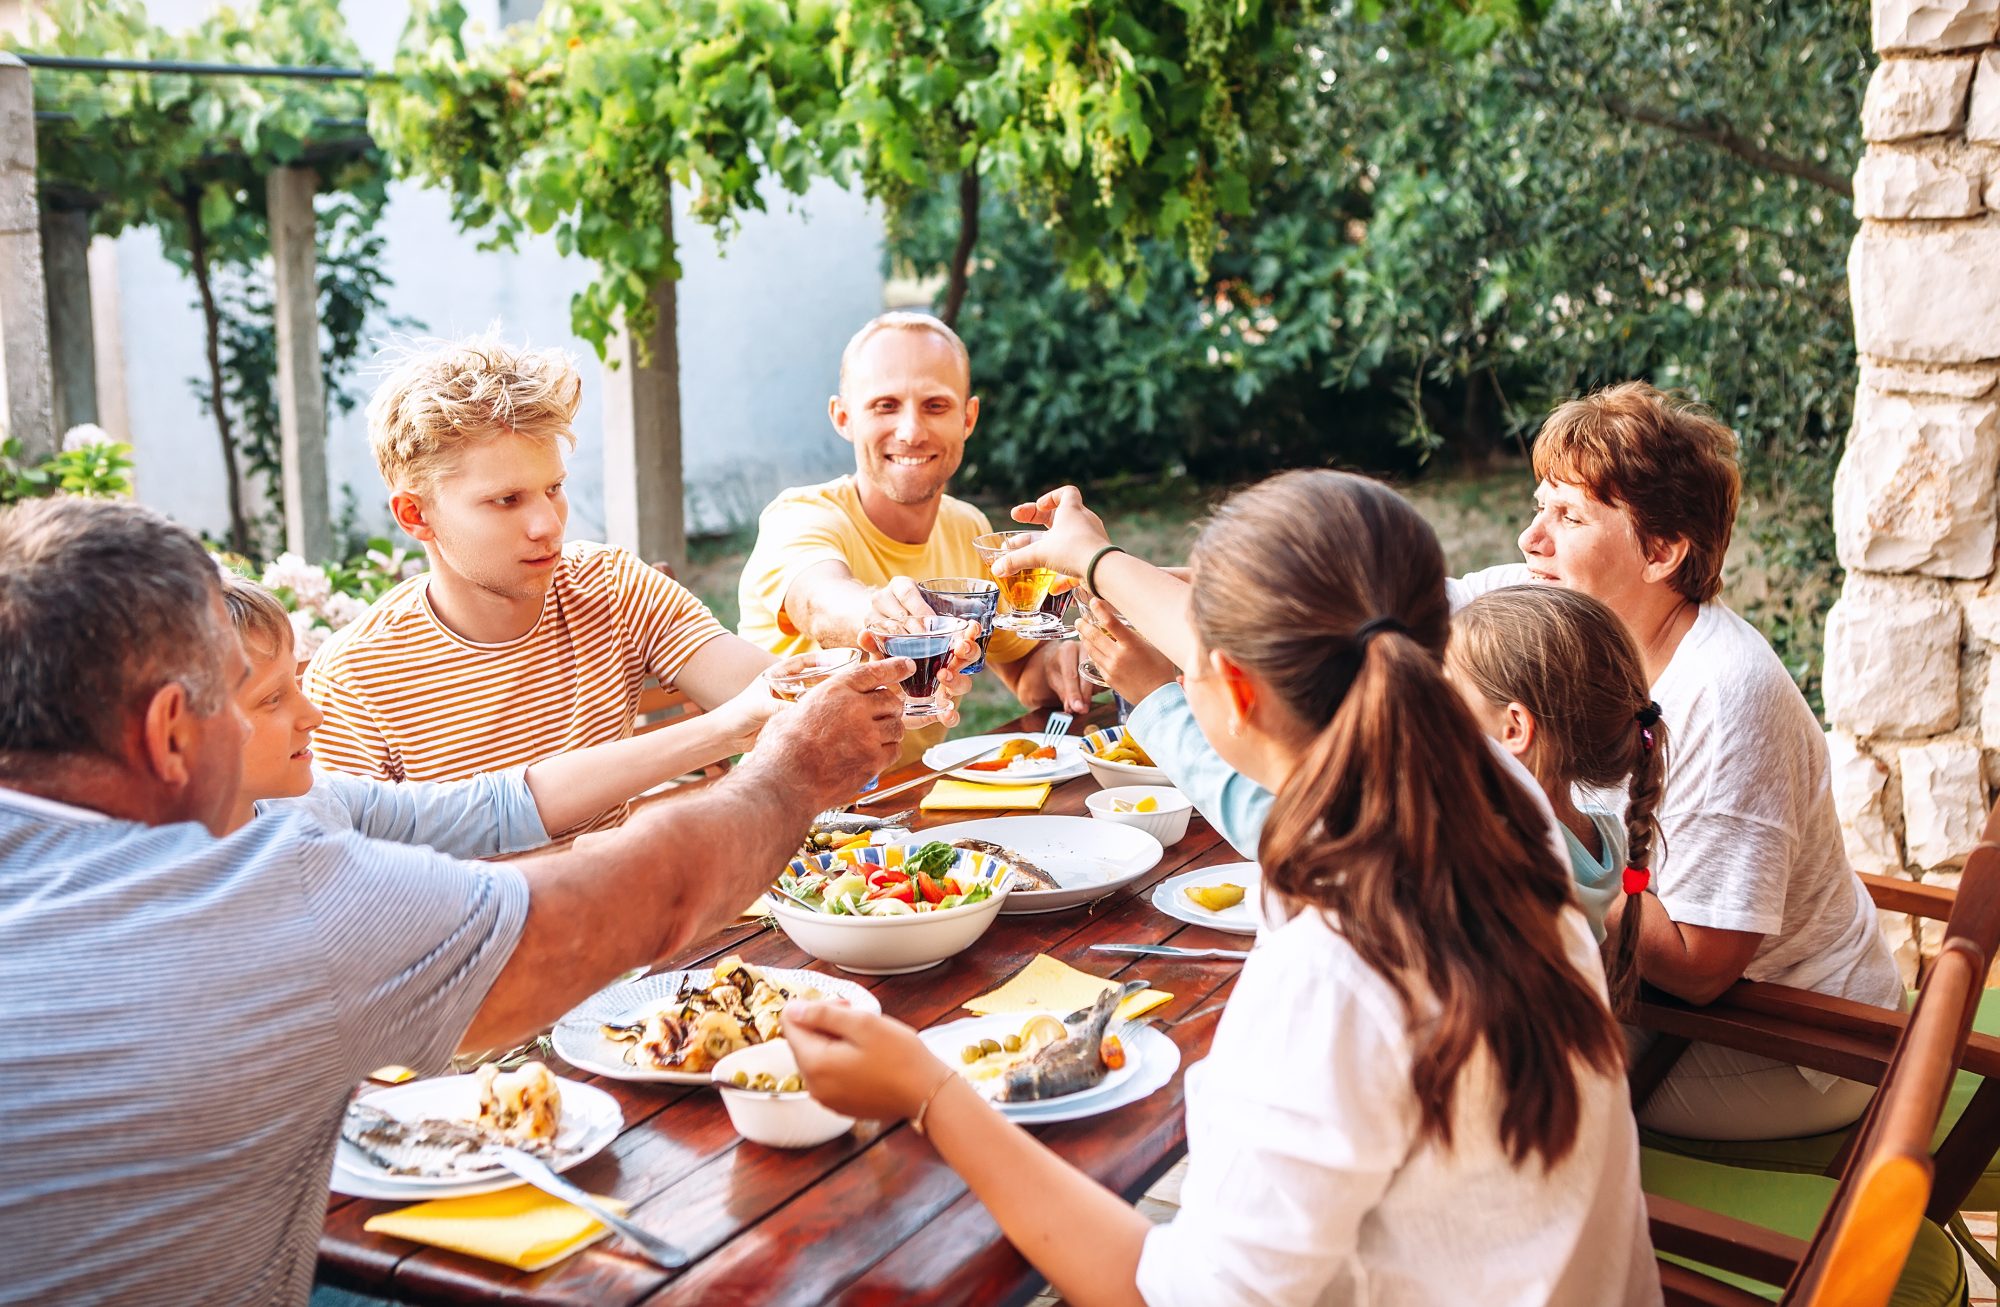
[996,486,1198,670]
[459,658,910,1052]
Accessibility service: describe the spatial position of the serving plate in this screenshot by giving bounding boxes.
[551,967,879,1083]
[919,1014,1181,1125]
[1151,861,1262,936]
[912,816,1163,914]
[330,1072,621,1199]
[922,733,1090,784]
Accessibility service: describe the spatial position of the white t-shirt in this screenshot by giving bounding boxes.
[1451,567,1903,1017]
[1136,904,1660,1307]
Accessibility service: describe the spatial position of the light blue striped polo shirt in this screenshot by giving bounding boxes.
[0,785,528,1305]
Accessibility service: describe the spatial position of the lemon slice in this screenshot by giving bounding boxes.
[1135,796,1159,813]
[1185,882,1245,912]
[1110,799,1133,812]
[1018,1014,1069,1050]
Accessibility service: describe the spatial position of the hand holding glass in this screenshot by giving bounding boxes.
[762,647,864,702]
[864,615,974,721]
[972,531,1070,639]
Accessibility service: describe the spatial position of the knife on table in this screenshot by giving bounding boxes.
[489,1147,690,1269]
[1091,943,1250,961]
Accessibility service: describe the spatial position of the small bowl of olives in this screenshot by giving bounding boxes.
[711,1040,854,1149]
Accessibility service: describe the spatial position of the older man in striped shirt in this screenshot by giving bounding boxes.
[0,497,909,1306]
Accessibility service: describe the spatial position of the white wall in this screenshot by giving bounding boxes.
[104,0,880,546]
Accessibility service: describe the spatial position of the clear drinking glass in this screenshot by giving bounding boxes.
[762,647,863,701]
[865,615,972,721]
[919,576,1000,675]
[972,530,1069,638]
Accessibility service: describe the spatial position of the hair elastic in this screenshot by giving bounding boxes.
[1635,700,1662,752]
[1353,615,1407,648]
[1622,866,1650,895]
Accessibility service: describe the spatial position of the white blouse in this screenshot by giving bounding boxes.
[1135,904,1662,1307]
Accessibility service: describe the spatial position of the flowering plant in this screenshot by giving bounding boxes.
[220,540,426,662]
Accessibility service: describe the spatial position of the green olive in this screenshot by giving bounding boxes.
[979,1038,1002,1056]
[732,1071,749,1088]
[779,1074,803,1094]
[960,1044,982,1064]
[1002,1034,1022,1053]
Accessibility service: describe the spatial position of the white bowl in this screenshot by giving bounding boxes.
[1084,785,1194,847]
[769,845,1013,975]
[712,1041,854,1149]
[1081,724,1171,787]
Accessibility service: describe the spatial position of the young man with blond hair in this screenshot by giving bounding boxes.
[305,335,960,835]
[738,313,1090,715]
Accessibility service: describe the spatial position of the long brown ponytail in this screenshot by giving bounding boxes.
[1189,471,1621,1167]
[1447,585,1670,1018]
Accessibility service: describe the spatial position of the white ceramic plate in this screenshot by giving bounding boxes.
[919,1012,1141,1114]
[915,816,1163,914]
[922,733,1091,784]
[551,967,880,1083]
[922,1018,1181,1125]
[330,1073,621,1199]
[1152,861,1261,936]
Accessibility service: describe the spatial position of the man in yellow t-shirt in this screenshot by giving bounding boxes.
[738,313,1090,716]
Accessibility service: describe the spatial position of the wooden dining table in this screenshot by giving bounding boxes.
[316,704,1250,1306]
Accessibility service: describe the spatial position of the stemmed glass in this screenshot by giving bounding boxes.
[972,530,1072,639]
[918,576,1000,675]
[762,647,863,702]
[864,615,974,721]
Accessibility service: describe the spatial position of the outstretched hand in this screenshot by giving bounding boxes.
[783,999,951,1120]
[751,658,910,809]
[996,487,1113,584]
[1078,600,1180,704]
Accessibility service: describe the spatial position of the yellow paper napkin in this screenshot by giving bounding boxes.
[363,1186,630,1272]
[965,953,1173,1022]
[920,779,1052,811]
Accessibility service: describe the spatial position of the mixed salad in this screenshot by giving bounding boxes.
[779,841,998,916]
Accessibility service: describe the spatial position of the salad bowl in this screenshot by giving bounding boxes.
[768,842,1015,975]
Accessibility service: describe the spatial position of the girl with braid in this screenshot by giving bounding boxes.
[1446,584,1666,1015]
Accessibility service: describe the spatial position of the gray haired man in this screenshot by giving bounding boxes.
[0,497,908,1305]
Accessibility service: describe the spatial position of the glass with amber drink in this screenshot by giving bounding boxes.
[972,530,1069,639]
[762,647,863,702]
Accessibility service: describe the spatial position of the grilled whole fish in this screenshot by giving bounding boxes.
[997,985,1128,1102]
[340,1102,504,1178]
[947,838,1060,890]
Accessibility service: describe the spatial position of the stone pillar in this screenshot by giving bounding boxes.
[268,165,333,560]
[0,51,55,460]
[41,205,96,437]
[601,216,687,575]
[1825,0,2000,977]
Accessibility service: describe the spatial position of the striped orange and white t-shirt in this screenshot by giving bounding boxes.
[303,541,727,834]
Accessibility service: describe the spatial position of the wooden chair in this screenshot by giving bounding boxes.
[1633,815,2000,1303]
[1646,931,1989,1304]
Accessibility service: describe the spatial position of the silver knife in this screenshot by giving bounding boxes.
[1091,943,1250,961]
[836,736,1017,811]
[488,1147,689,1269]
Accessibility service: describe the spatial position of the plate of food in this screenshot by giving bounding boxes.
[331,1063,621,1199]
[1152,861,1261,935]
[918,986,1181,1124]
[768,842,1016,973]
[912,816,1163,914]
[551,956,880,1083]
[923,734,1090,784]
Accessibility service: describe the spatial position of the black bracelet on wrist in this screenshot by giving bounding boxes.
[1084,544,1127,598]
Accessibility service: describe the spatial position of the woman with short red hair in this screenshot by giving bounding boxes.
[1012,383,1900,1142]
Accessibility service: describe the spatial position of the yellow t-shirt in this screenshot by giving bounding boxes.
[737,475,1034,665]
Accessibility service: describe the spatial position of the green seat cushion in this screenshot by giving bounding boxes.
[1641,1148,1969,1305]
[1642,989,2000,1212]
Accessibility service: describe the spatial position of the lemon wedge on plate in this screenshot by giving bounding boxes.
[1018,1013,1069,1050]
[1185,883,1245,912]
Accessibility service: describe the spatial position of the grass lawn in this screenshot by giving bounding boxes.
[682,464,1833,736]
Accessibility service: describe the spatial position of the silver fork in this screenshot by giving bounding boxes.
[1042,710,1075,746]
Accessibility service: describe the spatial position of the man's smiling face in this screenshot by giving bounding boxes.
[830,327,979,507]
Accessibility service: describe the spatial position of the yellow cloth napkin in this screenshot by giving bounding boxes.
[965,953,1173,1022]
[920,779,1052,811]
[363,1186,630,1272]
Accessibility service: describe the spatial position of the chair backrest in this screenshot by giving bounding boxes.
[1789,937,1987,1306]
[630,680,730,782]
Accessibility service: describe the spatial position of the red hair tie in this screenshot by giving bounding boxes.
[1622,866,1650,895]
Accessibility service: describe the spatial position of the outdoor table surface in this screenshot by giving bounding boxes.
[316,703,1246,1306]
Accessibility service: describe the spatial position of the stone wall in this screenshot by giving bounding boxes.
[1825,0,2000,978]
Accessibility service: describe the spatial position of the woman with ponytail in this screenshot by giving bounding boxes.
[1446,585,1666,1016]
[785,472,1660,1307]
